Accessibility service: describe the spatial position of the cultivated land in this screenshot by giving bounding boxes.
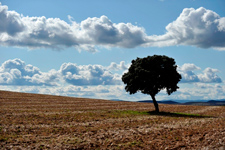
[0,91,224,150]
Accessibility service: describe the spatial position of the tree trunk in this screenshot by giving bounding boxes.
[151,94,159,112]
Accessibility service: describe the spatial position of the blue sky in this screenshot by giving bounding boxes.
[0,0,225,101]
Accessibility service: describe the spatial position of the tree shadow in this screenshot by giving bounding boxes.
[147,111,215,118]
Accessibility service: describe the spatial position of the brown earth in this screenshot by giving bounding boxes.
[0,90,224,150]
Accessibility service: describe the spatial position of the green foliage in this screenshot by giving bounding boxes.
[122,55,181,97]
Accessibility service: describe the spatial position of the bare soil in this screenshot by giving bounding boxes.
[0,90,224,149]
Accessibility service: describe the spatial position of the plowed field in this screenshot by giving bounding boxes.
[0,90,224,149]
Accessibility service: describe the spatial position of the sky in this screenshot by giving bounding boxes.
[0,0,225,101]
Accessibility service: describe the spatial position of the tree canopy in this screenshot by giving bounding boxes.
[122,55,181,112]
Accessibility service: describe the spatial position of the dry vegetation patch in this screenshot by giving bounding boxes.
[0,90,224,149]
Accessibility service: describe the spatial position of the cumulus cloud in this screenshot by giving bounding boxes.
[198,68,222,83]
[0,59,122,86]
[145,7,225,50]
[0,59,59,86]
[178,63,222,83]
[108,61,129,71]
[0,4,225,51]
[0,3,147,52]
[0,59,224,100]
[59,62,121,85]
[177,83,225,100]
[178,63,200,83]
[0,4,24,35]
[0,59,222,86]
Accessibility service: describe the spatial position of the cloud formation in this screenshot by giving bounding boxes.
[175,82,225,100]
[178,63,222,83]
[0,59,122,86]
[0,4,225,51]
[0,59,222,87]
[108,61,129,71]
[0,3,147,52]
[0,59,224,100]
[145,7,225,50]
[198,68,222,83]
[59,62,121,85]
[1,81,225,101]
[0,59,59,86]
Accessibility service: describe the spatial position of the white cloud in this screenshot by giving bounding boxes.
[178,63,222,83]
[108,61,129,71]
[0,84,129,100]
[1,4,225,51]
[159,82,225,100]
[0,59,222,87]
[144,7,225,50]
[0,59,224,100]
[2,81,225,101]
[0,59,122,86]
[184,83,225,100]
[0,59,59,86]
[178,63,200,83]
[198,68,222,83]
[0,3,147,52]
[59,62,121,85]
[179,63,201,71]
[0,3,24,36]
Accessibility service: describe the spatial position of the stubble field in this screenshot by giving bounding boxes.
[0,90,224,149]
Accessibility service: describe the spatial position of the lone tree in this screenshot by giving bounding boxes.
[122,55,181,112]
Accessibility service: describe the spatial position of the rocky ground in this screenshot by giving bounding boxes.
[0,90,224,149]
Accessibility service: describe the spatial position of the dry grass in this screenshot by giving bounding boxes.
[0,90,224,149]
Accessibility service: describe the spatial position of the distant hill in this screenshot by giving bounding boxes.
[183,100,225,106]
[138,100,179,105]
[138,100,225,106]
[110,99,125,102]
